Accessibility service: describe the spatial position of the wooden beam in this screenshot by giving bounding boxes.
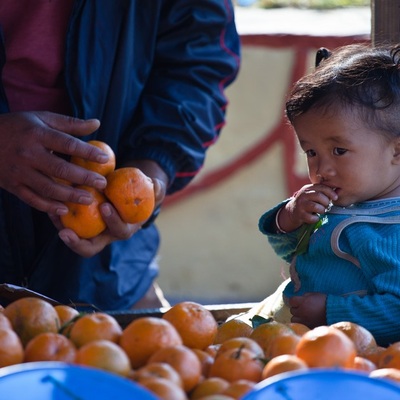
[371,0,400,46]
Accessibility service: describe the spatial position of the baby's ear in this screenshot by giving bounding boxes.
[392,138,400,164]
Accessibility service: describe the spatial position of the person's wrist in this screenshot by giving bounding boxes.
[274,208,287,234]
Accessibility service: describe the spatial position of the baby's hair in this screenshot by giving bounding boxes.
[286,43,400,139]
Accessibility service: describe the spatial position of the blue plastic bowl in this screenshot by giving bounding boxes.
[242,369,400,400]
[0,361,158,400]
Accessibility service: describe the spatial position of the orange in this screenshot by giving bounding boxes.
[75,339,131,377]
[286,322,310,336]
[268,333,301,359]
[60,185,107,239]
[364,345,386,365]
[190,377,230,399]
[209,346,264,383]
[206,344,221,358]
[214,319,253,344]
[54,304,80,326]
[0,328,24,367]
[249,320,296,360]
[24,332,77,363]
[193,348,215,378]
[295,325,356,368]
[350,355,377,373]
[4,297,60,346]
[222,379,256,399]
[0,313,12,330]
[370,367,400,384]
[132,362,183,388]
[216,337,264,359]
[69,312,122,348]
[70,140,116,177]
[330,321,377,357]
[377,341,400,369]
[162,301,218,350]
[104,167,155,224]
[54,304,80,336]
[119,316,182,369]
[148,344,202,393]
[261,354,308,380]
[139,377,187,400]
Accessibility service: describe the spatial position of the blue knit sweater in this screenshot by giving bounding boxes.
[259,197,400,346]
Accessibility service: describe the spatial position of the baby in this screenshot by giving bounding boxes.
[242,43,400,347]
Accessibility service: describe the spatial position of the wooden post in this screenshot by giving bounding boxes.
[371,0,400,46]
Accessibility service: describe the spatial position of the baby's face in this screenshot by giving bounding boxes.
[293,107,400,206]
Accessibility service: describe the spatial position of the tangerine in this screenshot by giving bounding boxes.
[222,379,256,399]
[351,355,377,373]
[268,333,301,359]
[330,321,377,357]
[54,304,80,336]
[70,140,116,177]
[139,377,187,400]
[286,322,310,336]
[54,304,80,327]
[0,328,24,367]
[193,348,215,378]
[162,301,218,350]
[214,319,253,344]
[104,167,155,224]
[377,341,400,369]
[249,320,295,359]
[69,312,122,348]
[370,367,400,384]
[295,325,356,368]
[60,185,107,239]
[24,332,77,363]
[0,313,12,330]
[133,362,183,388]
[119,316,182,369]
[216,337,264,359]
[148,344,202,393]
[75,339,131,377]
[190,377,230,399]
[209,346,264,383]
[4,297,60,346]
[261,354,308,380]
[364,345,386,365]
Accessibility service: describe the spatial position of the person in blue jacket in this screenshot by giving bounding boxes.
[246,43,400,347]
[0,1,240,310]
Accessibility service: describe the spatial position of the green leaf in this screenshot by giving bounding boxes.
[250,315,274,329]
[294,218,323,256]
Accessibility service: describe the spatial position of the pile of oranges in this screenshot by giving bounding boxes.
[60,140,155,238]
[0,297,399,400]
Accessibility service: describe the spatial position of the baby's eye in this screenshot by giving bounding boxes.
[333,147,347,156]
[305,149,316,157]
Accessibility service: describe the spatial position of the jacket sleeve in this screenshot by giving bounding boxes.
[125,0,241,194]
[259,200,303,263]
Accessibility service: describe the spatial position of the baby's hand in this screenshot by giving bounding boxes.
[289,292,327,328]
[278,184,337,232]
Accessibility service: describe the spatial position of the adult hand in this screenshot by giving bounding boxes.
[289,292,327,328]
[0,111,109,215]
[51,161,168,257]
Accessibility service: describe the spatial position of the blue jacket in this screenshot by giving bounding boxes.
[260,199,400,346]
[0,0,240,310]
